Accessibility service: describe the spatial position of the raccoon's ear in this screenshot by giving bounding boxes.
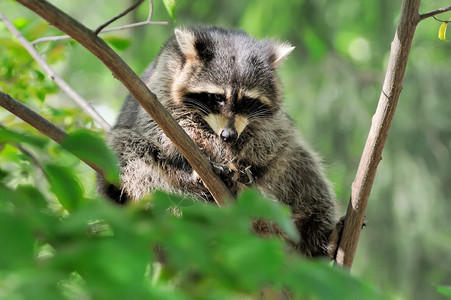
[175,29,197,60]
[272,43,295,67]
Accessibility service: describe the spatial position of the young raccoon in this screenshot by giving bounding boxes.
[99,27,337,257]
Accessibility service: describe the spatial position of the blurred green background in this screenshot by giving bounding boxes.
[1,0,451,299]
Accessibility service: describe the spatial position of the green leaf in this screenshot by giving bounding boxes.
[0,127,47,148]
[44,163,84,211]
[61,129,120,186]
[235,189,299,242]
[0,212,35,269]
[104,36,132,51]
[162,0,177,21]
[12,17,30,30]
[438,286,451,298]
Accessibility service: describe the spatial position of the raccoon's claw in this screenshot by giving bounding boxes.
[211,162,235,180]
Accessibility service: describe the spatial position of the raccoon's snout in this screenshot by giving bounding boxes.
[220,127,238,142]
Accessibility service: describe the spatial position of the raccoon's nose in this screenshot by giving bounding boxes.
[220,128,238,142]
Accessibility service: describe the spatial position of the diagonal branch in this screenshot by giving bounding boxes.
[419,5,451,21]
[31,0,166,45]
[0,11,112,132]
[335,0,421,268]
[0,91,105,178]
[15,0,233,206]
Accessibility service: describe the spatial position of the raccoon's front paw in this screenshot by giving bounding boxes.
[211,162,235,179]
[211,162,240,194]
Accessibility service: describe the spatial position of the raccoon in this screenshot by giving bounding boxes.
[99,27,338,257]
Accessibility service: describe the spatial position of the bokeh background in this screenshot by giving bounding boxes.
[1,0,451,299]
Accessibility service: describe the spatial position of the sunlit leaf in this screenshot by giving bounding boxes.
[437,285,451,297]
[439,22,448,41]
[61,129,120,186]
[162,0,177,21]
[104,36,131,51]
[12,17,30,30]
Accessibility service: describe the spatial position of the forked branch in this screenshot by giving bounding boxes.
[336,0,451,268]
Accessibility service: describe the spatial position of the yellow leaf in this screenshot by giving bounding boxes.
[438,22,448,41]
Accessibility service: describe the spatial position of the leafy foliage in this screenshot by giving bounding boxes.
[1,0,451,299]
[0,175,383,299]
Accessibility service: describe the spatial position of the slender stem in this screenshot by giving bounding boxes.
[15,0,233,206]
[433,16,450,23]
[0,11,112,131]
[147,0,154,22]
[94,0,144,35]
[335,0,421,268]
[31,21,168,45]
[419,5,451,21]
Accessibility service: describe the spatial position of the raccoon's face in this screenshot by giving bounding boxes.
[169,27,293,143]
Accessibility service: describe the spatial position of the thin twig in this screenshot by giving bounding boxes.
[0,91,105,177]
[0,11,112,131]
[16,0,233,206]
[433,16,450,23]
[31,21,168,45]
[419,5,451,21]
[31,0,165,45]
[147,0,154,21]
[94,0,145,35]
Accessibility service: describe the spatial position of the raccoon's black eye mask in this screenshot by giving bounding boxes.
[182,92,226,115]
[182,92,275,118]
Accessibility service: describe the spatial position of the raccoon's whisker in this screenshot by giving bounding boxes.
[183,99,212,115]
[246,108,276,120]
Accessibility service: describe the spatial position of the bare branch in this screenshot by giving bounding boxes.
[16,0,233,206]
[31,20,168,45]
[94,0,145,35]
[419,5,451,21]
[0,91,66,143]
[0,91,107,178]
[0,11,111,131]
[31,0,166,45]
[147,0,154,21]
[335,0,421,268]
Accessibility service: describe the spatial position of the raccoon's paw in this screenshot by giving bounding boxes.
[327,216,345,260]
[211,162,235,180]
[210,162,240,193]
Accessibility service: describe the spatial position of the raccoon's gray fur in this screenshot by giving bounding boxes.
[99,27,337,257]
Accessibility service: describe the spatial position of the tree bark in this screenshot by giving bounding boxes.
[335,0,421,268]
[15,0,233,206]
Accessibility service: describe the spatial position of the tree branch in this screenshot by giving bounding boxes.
[0,91,105,178]
[335,0,421,268]
[419,5,451,21]
[94,0,145,35]
[15,0,233,206]
[30,0,166,45]
[0,11,112,132]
